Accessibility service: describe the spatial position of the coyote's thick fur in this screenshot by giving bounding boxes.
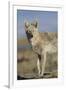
[25,21,57,77]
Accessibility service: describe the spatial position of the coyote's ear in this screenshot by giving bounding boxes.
[33,21,38,28]
[25,21,29,28]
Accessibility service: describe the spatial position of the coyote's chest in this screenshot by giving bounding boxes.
[30,35,44,54]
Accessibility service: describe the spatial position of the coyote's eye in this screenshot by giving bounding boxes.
[28,30,31,33]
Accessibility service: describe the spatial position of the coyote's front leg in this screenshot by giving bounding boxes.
[40,51,46,76]
[37,54,42,76]
[37,59,41,76]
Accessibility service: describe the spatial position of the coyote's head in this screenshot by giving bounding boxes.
[25,21,38,41]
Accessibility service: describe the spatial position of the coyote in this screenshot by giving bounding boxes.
[25,21,57,77]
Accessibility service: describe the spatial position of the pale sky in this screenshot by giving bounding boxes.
[17,10,58,38]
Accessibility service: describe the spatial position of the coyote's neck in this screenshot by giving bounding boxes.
[30,31,44,48]
[33,31,40,39]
